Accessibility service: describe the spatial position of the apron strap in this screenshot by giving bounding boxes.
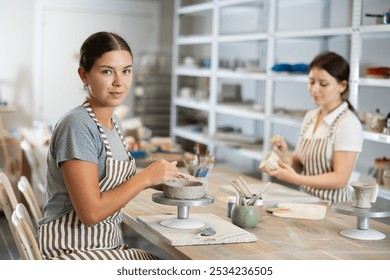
[82,98,132,160]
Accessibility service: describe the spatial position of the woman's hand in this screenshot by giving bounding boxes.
[138,159,180,189]
[261,160,299,184]
[271,134,293,166]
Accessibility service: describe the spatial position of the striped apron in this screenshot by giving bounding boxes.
[297,108,352,203]
[38,99,159,260]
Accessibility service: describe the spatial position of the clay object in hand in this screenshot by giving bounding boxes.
[259,151,280,171]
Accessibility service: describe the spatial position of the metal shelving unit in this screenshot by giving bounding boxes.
[171,0,390,178]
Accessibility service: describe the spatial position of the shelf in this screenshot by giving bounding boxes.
[175,97,210,111]
[363,131,390,144]
[270,115,303,128]
[177,35,213,45]
[215,104,265,120]
[173,126,210,145]
[219,0,262,8]
[271,73,307,83]
[0,105,17,112]
[360,24,390,34]
[275,27,353,38]
[171,0,390,175]
[214,141,264,161]
[217,69,266,80]
[218,33,268,43]
[359,77,390,87]
[177,2,213,15]
[176,67,212,77]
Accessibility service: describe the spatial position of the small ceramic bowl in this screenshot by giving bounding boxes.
[259,151,280,171]
[231,205,260,229]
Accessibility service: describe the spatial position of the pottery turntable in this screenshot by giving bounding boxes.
[152,193,214,229]
[332,202,390,240]
[152,178,214,229]
[332,181,390,240]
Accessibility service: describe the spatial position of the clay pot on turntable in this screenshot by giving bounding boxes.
[350,182,376,209]
[161,178,205,200]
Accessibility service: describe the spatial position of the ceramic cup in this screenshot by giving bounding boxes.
[231,205,260,229]
[350,181,376,209]
[258,151,280,171]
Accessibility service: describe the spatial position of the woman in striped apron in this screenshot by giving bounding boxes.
[38,32,181,259]
[261,51,363,203]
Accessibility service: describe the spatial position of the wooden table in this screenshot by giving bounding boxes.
[122,165,390,260]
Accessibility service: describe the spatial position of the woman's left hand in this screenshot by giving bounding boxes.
[262,160,299,184]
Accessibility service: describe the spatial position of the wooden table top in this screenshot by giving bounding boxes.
[123,165,390,260]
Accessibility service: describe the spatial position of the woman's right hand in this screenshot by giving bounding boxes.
[138,159,180,189]
[271,134,293,166]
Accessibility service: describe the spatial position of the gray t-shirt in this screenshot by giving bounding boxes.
[39,105,130,225]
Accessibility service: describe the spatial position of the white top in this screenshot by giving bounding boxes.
[295,102,363,162]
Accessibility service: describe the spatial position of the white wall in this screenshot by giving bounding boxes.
[0,0,35,132]
[0,0,173,132]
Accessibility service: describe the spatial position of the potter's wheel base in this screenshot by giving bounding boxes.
[339,228,385,240]
[160,217,205,229]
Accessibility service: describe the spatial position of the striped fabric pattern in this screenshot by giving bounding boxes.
[298,109,351,203]
[38,99,157,260]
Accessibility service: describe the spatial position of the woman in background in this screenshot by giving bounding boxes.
[261,51,363,203]
[38,31,181,260]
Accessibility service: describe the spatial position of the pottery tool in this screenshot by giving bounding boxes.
[184,147,215,178]
[199,226,216,237]
[231,177,271,206]
[247,182,271,206]
[231,177,252,199]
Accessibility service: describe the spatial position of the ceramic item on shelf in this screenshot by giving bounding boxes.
[373,157,390,185]
[365,67,390,78]
[183,56,197,68]
[365,110,387,132]
[231,205,260,229]
[179,87,193,98]
[365,13,390,25]
[350,182,377,209]
[259,151,280,171]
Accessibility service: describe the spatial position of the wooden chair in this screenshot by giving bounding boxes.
[0,135,23,185]
[11,203,42,260]
[19,138,46,206]
[0,172,18,216]
[0,173,28,259]
[18,176,43,230]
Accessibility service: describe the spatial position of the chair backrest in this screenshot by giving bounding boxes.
[0,136,23,179]
[0,172,18,220]
[0,174,29,259]
[18,176,43,230]
[11,203,42,260]
[19,139,46,204]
